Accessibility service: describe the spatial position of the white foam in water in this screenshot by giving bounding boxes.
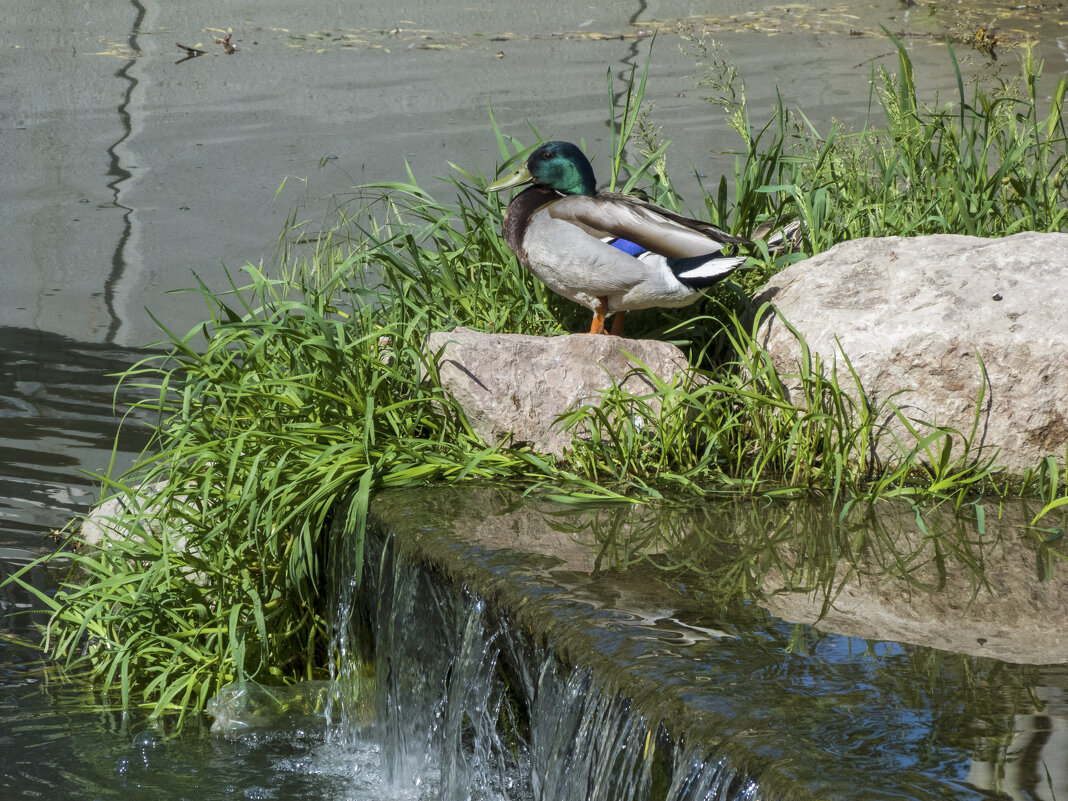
[283,739,441,801]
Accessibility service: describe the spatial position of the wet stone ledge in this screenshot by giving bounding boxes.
[362,486,803,801]
[362,486,1068,801]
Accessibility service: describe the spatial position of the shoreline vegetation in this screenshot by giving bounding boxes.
[5,35,1067,724]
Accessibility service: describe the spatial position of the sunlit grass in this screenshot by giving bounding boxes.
[685,31,1066,286]
[560,302,1029,510]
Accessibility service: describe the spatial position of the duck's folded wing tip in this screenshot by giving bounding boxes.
[550,195,734,258]
[671,255,747,284]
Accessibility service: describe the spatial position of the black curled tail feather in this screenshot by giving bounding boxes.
[668,254,747,288]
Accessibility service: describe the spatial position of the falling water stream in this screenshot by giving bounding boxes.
[351,487,1068,801]
[340,518,767,801]
[203,484,1060,801]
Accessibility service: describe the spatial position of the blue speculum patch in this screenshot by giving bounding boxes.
[607,238,646,257]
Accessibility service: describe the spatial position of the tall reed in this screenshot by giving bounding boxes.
[685,30,1067,262]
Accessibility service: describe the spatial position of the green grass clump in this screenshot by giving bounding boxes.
[5,35,1066,723]
[11,154,637,722]
[24,263,540,722]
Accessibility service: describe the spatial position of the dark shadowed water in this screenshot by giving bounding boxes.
[0,329,154,549]
[2,1,1067,798]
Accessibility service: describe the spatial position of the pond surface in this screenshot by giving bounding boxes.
[5,0,1066,348]
[2,1,1067,799]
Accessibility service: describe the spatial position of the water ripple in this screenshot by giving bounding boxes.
[0,326,154,548]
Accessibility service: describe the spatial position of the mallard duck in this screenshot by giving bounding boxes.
[487,140,750,336]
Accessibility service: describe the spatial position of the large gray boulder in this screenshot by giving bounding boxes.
[425,328,688,457]
[754,232,1068,472]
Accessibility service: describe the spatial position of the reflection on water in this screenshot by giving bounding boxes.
[543,493,1068,662]
[404,486,1068,662]
[0,326,152,548]
[102,0,146,344]
[2,483,1067,800]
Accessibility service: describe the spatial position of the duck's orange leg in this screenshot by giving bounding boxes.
[609,311,626,337]
[588,298,607,335]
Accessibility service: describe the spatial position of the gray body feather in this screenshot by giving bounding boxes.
[513,192,746,315]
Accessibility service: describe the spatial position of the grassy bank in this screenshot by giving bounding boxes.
[7,38,1067,723]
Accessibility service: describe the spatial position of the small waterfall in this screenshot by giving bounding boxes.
[662,753,763,801]
[343,520,769,801]
[437,601,514,801]
[324,497,372,749]
[364,530,527,798]
[527,664,654,801]
[310,486,1068,801]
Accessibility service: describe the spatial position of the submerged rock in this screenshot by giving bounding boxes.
[78,480,172,549]
[754,232,1068,472]
[425,327,688,456]
[368,486,1068,800]
[760,498,1068,664]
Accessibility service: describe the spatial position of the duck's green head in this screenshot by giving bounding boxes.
[486,141,597,197]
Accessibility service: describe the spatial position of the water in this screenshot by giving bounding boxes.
[355,520,777,801]
[5,0,1066,347]
[0,328,154,548]
[3,1,1068,798]
[3,485,1068,799]
[366,487,1068,801]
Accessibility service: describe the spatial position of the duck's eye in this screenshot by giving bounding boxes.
[540,150,554,160]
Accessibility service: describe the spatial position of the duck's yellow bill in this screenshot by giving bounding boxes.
[486,165,532,193]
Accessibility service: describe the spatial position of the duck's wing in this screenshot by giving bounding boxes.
[523,209,658,294]
[547,193,749,259]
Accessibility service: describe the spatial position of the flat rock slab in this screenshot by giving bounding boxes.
[425,327,688,456]
[369,486,1068,800]
[754,232,1068,472]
